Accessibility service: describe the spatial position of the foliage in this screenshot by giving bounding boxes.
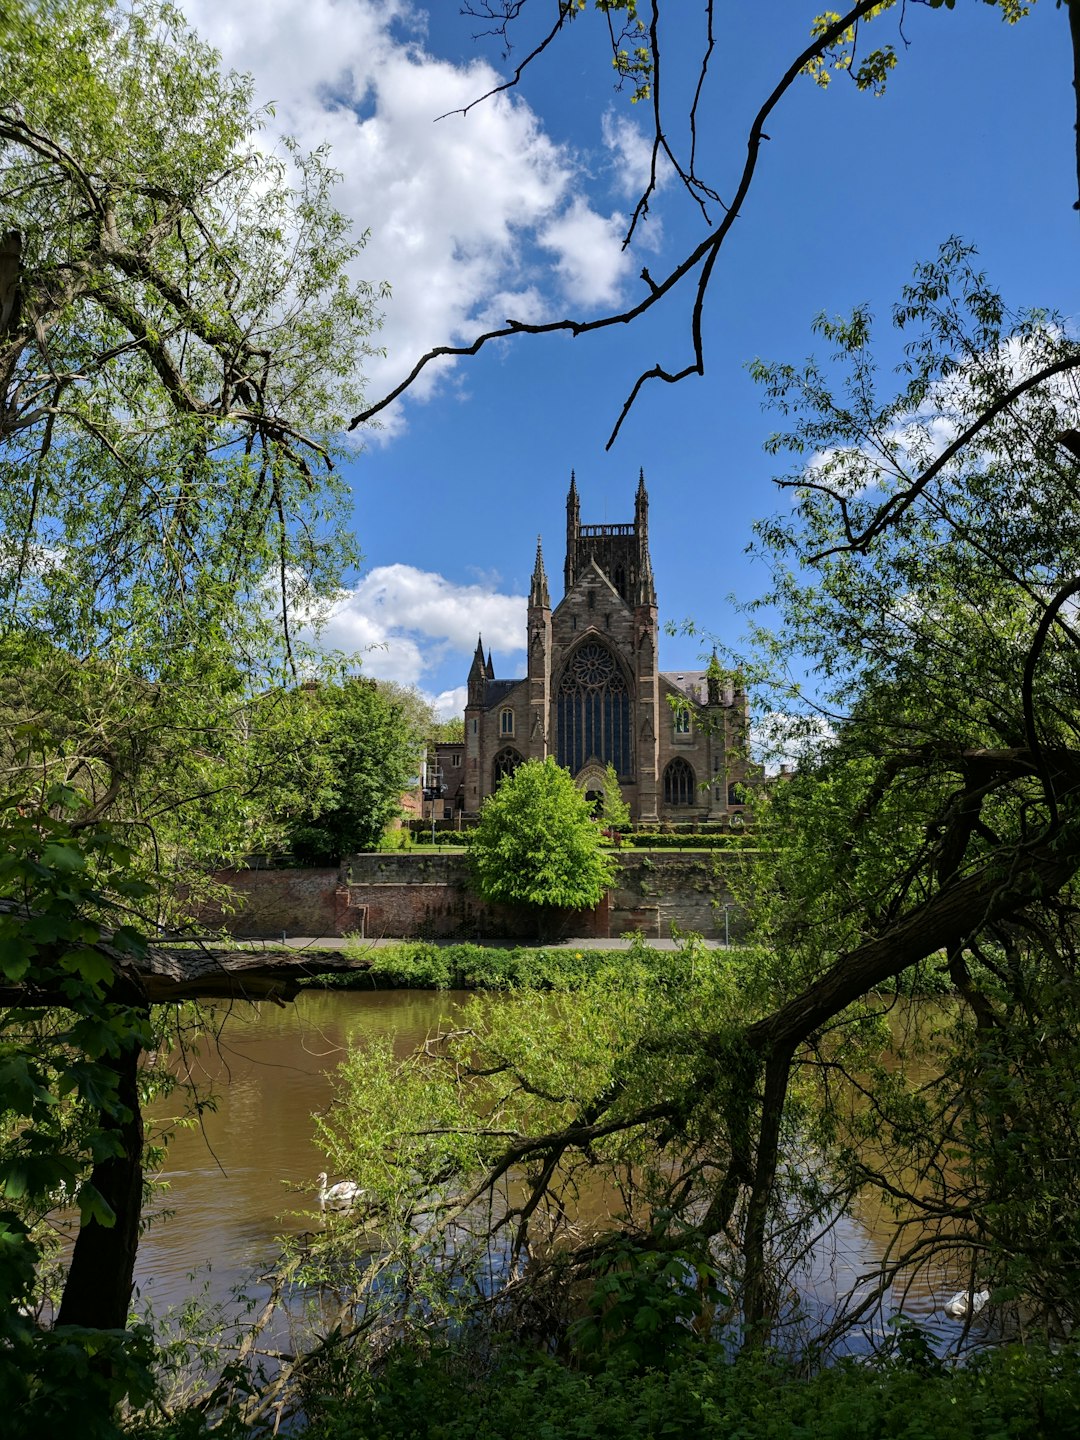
[598,763,632,832]
[623,832,752,849]
[430,716,466,743]
[468,757,617,912]
[308,937,761,1337]
[310,940,628,990]
[298,1336,1080,1440]
[741,240,1080,1333]
[0,0,382,670]
[0,0,386,893]
[273,678,431,863]
[0,792,159,1428]
[0,0,384,1413]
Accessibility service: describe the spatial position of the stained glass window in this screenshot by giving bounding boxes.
[556,641,631,777]
[664,757,695,806]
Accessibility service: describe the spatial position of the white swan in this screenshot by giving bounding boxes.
[944,1287,990,1318]
[316,1171,362,1210]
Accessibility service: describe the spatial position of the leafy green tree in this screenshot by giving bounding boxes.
[278,678,431,862]
[0,0,383,1407]
[599,763,632,833]
[469,757,617,914]
[432,716,466,743]
[1,0,383,672]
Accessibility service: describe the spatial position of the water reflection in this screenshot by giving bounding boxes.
[134,989,972,1350]
[137,989,473,1316]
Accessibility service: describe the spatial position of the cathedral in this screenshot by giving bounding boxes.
[442,472,750,825]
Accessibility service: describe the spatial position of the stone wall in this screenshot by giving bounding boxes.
[607,851,746,939]
[200,850,747,942]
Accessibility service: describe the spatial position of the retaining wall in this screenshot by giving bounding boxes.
[200,849,748,942]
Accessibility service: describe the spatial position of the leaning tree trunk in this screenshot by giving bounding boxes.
[55,1024,145,1330]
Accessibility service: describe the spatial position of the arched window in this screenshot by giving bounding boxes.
[500,708,514,737]
[492,747,523,788]
[664,757,696,806]
[727,781,744,806]
[673,706,691,735]
[556,641,631,777]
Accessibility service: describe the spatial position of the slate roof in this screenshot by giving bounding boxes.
[482,678,524,710]
[660,671,709,705]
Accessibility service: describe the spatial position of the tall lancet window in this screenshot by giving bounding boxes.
[557,641,632,777]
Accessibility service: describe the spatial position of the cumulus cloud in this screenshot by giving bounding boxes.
[180,0,636,427]
[430,685,468,720]
[538,199,632,308]
[308,562,526,695]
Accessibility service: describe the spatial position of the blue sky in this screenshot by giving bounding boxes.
[183,0,1077,717]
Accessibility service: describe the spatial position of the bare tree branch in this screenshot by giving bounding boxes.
[349,0,891,447]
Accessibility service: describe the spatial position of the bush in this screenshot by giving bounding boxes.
[308,943,633,991]
[299,1337,1080,1440]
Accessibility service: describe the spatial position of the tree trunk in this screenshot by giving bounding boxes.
[55,1028,145,1330]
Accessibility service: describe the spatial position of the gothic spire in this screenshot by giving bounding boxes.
[485,649,495,679]
[468,634,485,681]
[529,534,550,608]
[634,467,649,527]
[565,469,580,593]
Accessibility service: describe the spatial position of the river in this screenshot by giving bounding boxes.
[126,987,968,1352]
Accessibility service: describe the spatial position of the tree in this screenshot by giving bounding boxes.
[599,762,632,833]
[0,0,383,671]
[276,678,432,862]
[469,757,617,914]
[431,716,466,743]
[0,0,383,1405]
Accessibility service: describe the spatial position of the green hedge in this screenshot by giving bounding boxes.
[623,832,750,849]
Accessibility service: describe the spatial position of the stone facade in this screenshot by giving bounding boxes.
[463,472,751,824]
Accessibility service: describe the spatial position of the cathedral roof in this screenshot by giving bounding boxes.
[660,671,710,705]
[482,678,523,710]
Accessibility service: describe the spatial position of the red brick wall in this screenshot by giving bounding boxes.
[196,852,742,941]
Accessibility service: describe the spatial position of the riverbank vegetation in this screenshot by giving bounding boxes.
[5,2,1080,1436]
[305,940,624,990]
[274,248,1080,1430]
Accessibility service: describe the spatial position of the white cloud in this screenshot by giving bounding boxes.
[308,562,526,691]
[752,711,835,774]
[430,685,468,720]
[180,0,635,427]
[601,107,669,206]
[539,199,632,308]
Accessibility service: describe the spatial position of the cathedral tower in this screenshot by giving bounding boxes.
[457,470,751,828]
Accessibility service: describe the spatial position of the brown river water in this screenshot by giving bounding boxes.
[119,988,969,1350]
